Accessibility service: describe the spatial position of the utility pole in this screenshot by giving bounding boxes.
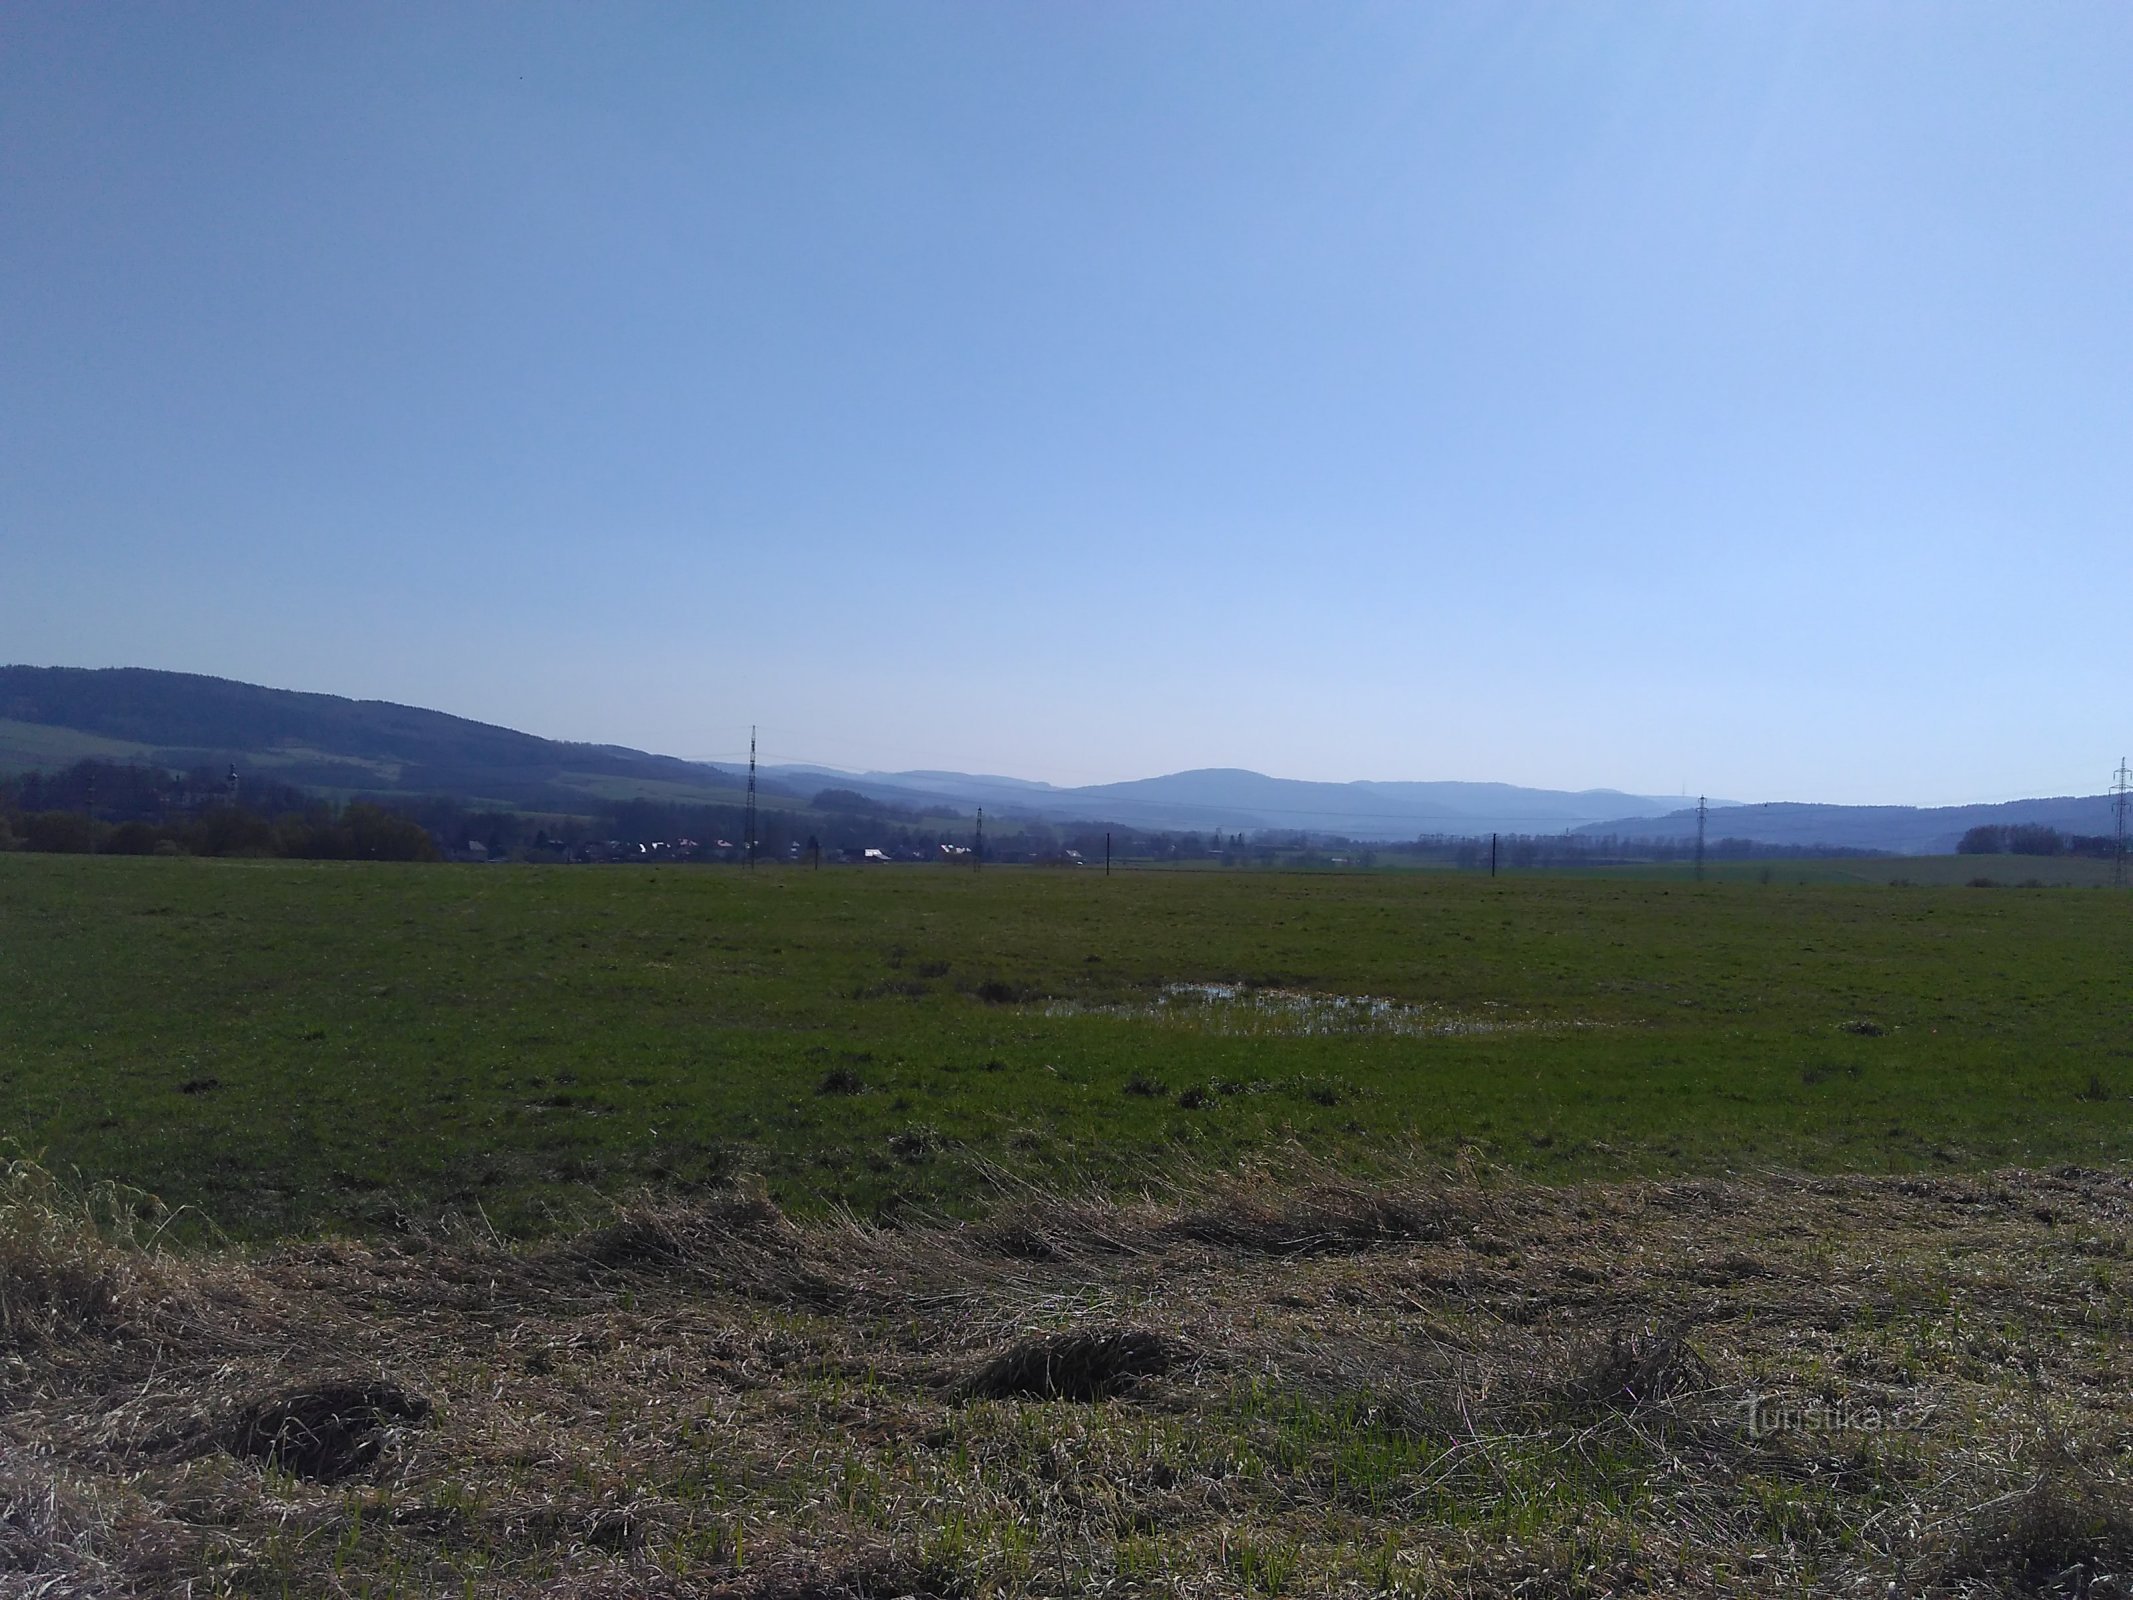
[974,808,983,870]
[85,770,96,854]
[2113,758,2132,889]
[1695,795,1708,883]
[1105,831,1111,877]
[744,727,758,870]
[1489,832,1498,878]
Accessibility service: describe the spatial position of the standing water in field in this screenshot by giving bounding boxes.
[1043,983,1576,1038]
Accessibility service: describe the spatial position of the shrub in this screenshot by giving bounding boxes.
[103,821,162,855]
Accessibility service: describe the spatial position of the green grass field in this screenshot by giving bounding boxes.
[0,716,164,771]
[1627,853,2129,887]
[6,852,2131,1239]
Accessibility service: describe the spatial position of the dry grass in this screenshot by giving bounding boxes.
[8,1151,2133,1597]
[956,1329,1181,1403]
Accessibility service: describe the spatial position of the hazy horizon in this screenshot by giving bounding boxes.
[14,657,2128,816]
[6,5,2127,807]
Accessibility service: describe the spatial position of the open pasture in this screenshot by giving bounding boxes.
[5,853,2131,1238]
[1619,854,2131,889]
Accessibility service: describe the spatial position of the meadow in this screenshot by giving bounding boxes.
[5,851,2130,1238]
[10,852,2133,1597]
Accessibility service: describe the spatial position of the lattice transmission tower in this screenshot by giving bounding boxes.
[2113,757,2131,889]
[744,727,758,870]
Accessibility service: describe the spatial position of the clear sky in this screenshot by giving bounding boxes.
[4,3,2127,804]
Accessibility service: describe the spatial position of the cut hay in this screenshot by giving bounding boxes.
[1561,1321,1714,1414]
[10,1158,2133,1595]
[706,1552,968,1599]
[956,1328,1180,1402]
[225,1381,431,1482]
[0,1157,187,1361]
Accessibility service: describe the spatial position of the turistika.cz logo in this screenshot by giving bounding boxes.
[1743,1393,1932,1437]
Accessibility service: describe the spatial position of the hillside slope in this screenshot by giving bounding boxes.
[0,665,747,811]
[1580,796,2122,854]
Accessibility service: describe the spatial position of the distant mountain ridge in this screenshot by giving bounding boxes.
[0,665,1688,837]
[1578,797,2123,856]
[4,666,2114,854]
[760,762,1689,838]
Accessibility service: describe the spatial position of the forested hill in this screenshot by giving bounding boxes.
[0,666,740,811]
[1577,795,2123,855]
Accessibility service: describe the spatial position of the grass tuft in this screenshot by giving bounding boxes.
[1946,1440,2133,1595]
[226,1381,432,1482]
[1560,1322,1713,1415]
[1173,1168,1476,1256]
[0,1155,189,1362]
[957,1328,1180,1402]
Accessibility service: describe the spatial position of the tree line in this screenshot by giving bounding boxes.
[1956,824,2120,859]
[6,756,1983,871]
[0,760,1140,865]
[1363,832,1878,869]
[0,760,437,860]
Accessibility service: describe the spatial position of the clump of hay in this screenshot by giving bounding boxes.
[0,1459,199,1590]
[1562,1323,1711,1414]
[958,1328,1180,1402]
[0,1157,184,1362]
[226,1381,431,1482]
[568,1178,792,1273]
[957,1184,1152,1265]
[1174,1173,1471,1257]
[710,1551,969,1599]
[1944,1439,2133,1596]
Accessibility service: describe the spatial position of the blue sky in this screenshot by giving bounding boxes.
[4,3,2127,804]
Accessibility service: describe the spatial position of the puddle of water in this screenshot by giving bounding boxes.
[1042,983,1573,1038]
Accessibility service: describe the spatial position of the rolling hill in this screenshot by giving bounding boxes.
[1577,796,2124,855]
[0,666,753,813]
